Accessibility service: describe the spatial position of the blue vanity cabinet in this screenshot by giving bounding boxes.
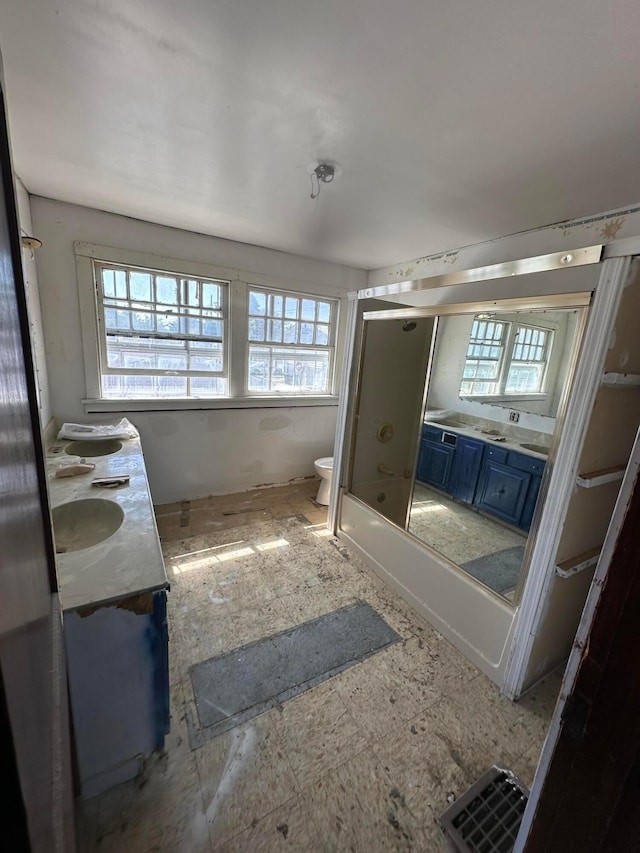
[509,450,546,531]
[474,459,531,527]
[417,428,456,491]
[450,437,485,503]
[64,588,170,799]
[475,447,546,530]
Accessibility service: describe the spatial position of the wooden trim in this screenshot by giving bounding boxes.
[502,256,632,700]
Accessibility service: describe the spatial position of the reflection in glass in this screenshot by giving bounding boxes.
[408,307,583,601]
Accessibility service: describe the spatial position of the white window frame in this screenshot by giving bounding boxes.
[94,260,230,400]
[75,243,341,412]
[246,285,337,396]
[460,318,555,401]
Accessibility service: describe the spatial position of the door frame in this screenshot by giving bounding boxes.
[516,425,640,850]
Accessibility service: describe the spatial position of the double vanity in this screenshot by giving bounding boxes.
[417,419,547,532]
[48,434,169,799]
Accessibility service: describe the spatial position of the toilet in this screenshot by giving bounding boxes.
[313,456,334,505]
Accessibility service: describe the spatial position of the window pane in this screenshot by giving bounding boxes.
[283,321,298,344]
[202,319,223,338]
[248,346,330,393]
[249,318,265,341]
[315,324,329,345]
[103,269,115,298]
[157,312,179,333]
[269,294,283,317]
[301,299,315,321]
[184,280,199,306]
[300,323,314,344]
[202,283,221,310]
[190,377,227,396]
[156,276,178,305]
[268,319,283,342]
[130,272,152,302]
[131,307,153,332]
[249,291,266,315]
[285,297,298,319]
[317,302,331,323]
[115,270,127,299]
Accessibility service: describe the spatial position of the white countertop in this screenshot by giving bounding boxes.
[48,436,168,611]
[423,419,550,460]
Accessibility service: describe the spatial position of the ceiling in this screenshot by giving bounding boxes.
[1,1,640,269]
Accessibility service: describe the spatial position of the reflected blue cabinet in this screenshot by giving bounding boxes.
[417,437,455,490]
[450,437,485,503]
[474,460,531,527]
[416,427,545,532]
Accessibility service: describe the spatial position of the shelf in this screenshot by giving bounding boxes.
[555,547,601,579]
[601,372,640,388]
[576,465,626,489]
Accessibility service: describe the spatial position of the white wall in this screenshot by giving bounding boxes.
[15,178,51,430]
[31,197,366,504]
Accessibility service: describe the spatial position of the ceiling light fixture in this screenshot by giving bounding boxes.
[310,163,336,200]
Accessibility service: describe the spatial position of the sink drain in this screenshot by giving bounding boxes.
[439,766,529,853]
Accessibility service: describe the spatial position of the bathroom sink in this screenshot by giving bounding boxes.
[52,498,124,553]
[65,438,123,457]
[520,443,549,456]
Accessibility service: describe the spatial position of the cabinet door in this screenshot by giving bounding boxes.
[475,460,531,526]
[450,437,485,503]
[520,475,542,532]
[417,439,455,492]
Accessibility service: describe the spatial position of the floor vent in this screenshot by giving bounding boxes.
[439,766,529,853]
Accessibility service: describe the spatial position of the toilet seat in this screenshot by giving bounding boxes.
[315,456,333,471]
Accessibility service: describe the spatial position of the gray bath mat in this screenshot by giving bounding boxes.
[461,545,526,595]
[187,600,399,745]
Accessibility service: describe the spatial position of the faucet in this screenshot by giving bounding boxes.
[377,463,394,477]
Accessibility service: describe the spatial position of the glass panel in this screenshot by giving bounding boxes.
[285,297,299,319]
[202,282,222,310]
[130,272,152,302]
[404,306,583,603]
[114,270,127,299]
[283,321,298,344]
[249,290,266,315]
[317,302,331,323]
[184,280,199,306]
[315,324,329,345]
[102,269,115,298]
[348,317,435,527]
[269,294,283,317]
[268,319,283,342]
[248,346,331,393]
[249,318,265,341]
[156,276,178,306]
[301,299,315,321]
[300,323,314,344]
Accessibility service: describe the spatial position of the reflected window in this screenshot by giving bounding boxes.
[461,317,553,399]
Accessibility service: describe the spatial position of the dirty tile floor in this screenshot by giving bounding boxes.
[409,483,527,597]
[76,479,561,852]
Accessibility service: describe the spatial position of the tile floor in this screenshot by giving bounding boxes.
[409,483,527,597]
[76,479,561,852]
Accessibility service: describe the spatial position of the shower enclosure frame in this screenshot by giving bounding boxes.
[329,246,635,697]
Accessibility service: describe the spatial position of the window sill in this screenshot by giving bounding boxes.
[82,395,340,413]
[460,393,549,404]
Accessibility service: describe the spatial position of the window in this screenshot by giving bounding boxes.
[460,318,553,398]
[247,287,335,394]
[95,262,228,399]
[82,250,340,406]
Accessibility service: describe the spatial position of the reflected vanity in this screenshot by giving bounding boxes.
[347,298,587,605]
